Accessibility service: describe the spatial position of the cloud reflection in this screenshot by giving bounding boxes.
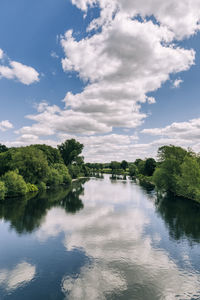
[36,178,200,299]
[0,262,36,291]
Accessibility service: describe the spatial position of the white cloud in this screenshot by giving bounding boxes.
[72,0,200,39]
[10,0,200,160]
[172,78,183,88]
[0,49,3,60]
[59,3,195,135]
[0,120,13,132]
[142,118,200,141]
[51,51,59,59]
[0,61,39,85]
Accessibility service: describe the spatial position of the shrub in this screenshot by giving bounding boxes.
[2,171,28,197]
[27,183,38,193]
[53,163,72,184]
[0,181,6,200]
[37,182,46,191]
[47,168,63,186]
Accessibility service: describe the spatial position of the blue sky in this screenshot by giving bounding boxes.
[1,0,200,161]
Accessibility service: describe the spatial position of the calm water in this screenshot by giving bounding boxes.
[0,175,200,300]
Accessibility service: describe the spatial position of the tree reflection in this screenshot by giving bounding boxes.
[156,193,200,243]
[0,180,87,234]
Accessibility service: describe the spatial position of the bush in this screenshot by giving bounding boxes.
[2,171,28,197]
[37,182,46,191]
[47,168,63,186]
[0,181,6,200]
[53,163,72,184]
[68,165,82,179]
[27,183,38,193]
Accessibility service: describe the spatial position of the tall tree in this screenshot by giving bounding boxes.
[0,144,8,153]
[144,158,157,176]
[58,139,84,166]
[121,160,128,171]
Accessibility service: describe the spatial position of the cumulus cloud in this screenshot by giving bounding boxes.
[12,0,200,160]
[72,0,200,39]
[0,60,39,85]
[0,120,13,132]
[142,118,200,141]
[59,1,195,135]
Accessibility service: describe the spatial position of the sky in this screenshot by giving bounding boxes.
[1,0,200,162]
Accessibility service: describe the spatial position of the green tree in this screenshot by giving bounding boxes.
[2,171,28,197]
[0,144,8,153]
[129,164,138,177]
[53,163,72,184]
[137,160,145,175]
[32,144,63,165]
[58,139,84,166]
[176,156,200,201]
[144,158,156,176]
[0,181,6,200]
[121,160,128,171]
[110,161,121,174]
[12,147,50,184]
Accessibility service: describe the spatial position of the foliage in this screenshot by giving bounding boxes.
[121,160,128,171]
[37,182,46,191]
[153,145,200,202]
[144,158,157,176]
[129,163,138,177]
[32,144,63,165]
[47,168,63,186]
[176,156,200,201]
[110,161,121,174]
[53,163,72,184]
[0,144,8,153]
[58,139,84,166]
[137,160,145,175]
[0,181,6,200]
[12,147,50,184]
[27,183,39,193]
[0,143,73,198]
[2,171,28,197]
[68,164,82,179]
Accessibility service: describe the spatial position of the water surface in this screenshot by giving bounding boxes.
[0,175,200,299]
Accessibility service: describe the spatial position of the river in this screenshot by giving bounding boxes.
[0,175,200,299]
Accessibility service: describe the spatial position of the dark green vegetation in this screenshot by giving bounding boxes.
[0,140,89,200]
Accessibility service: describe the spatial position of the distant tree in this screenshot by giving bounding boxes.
[58,139,84,166]
[110,161,121,174]
[137,160,145,175]
[129,164,138,177]
[121,160,128,171]
[0,144,8,153]
[144,158,157,176]
[134,159,142,167]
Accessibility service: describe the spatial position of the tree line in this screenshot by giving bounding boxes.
[1,141,200,204]
[86,145,200,203]
[0,139,89,200]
